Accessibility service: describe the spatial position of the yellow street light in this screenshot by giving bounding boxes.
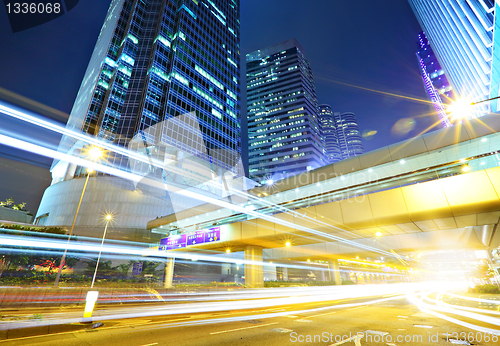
[462,165,471,172]
[226,249,231,253]
[285,241,291,247]
[54,146,104,287]
[376,231,382,237]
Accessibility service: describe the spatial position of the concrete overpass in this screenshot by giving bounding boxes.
[148,115,500,286]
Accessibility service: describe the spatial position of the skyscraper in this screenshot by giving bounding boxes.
[334,112,364,159]
[246,39,325,184]
[318,104,341,163]
[417,32,453,128]
[35,0,247,238]
[408,0,500,116]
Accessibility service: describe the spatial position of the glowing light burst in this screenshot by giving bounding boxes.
[446,99,474,122]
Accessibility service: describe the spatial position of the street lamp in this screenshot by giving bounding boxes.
[54,146,103,287]
[91,214,112,288]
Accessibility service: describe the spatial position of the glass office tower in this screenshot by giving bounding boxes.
[318,104,341,163]
[334,112,364,159]
[247,39,325,184]
[61,0,240,170]
[408,0,500,116]
[417,32,453,128]
[36,0,244,237]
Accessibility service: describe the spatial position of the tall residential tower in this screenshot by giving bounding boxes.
[246,39,325,184]
[334,112,364,159]
[318,104,341,163]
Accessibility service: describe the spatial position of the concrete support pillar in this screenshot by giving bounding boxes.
[164,258,175,288]
[328,259,342,285]
[281,267,288,281]
[173,151,184,184]
[244,246,263,288]
[320,268,326,281]
[264,264,277,281]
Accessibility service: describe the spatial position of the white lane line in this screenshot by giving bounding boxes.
[309,311,336,318]
[397,315,407,318]
[209,322,279,335]
[330,335,363,346]
[414,324,433,328]
[140,343,159,346]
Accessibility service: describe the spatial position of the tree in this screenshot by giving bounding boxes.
[0,197,14,208]
[12,202,26,211]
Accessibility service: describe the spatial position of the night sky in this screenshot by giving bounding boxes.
[0,0,432,214]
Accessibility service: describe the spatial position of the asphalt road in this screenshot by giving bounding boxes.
[1,292,499,346]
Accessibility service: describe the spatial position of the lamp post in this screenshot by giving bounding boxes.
[91,214,112,288]
[54,146,103,287]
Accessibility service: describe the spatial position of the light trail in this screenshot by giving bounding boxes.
[0,284,413,331]
[0,129,401,257]
[0,231,408,281]
[408,286,500,335]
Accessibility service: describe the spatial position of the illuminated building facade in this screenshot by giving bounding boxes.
[246,39,325,184]
[318,104,341,163]
[35,0,249,238]
[417,32,453,127]
[408,0,500,116]
[334,112,364,159]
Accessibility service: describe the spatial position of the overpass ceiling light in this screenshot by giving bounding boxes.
[226,249,231,253]
[399,159,405,164]
[316,182,320,187]
[356,256,360,259]
[481,162,486,165]
[285,241,291,247]
[307,259,310,262]
[295,188,299,192]
[459,158,466,163]
[368,168,373,172]
[481,138,488,142]
[462,165,470,172]
[375,231,382,237]
[341,176,345,180]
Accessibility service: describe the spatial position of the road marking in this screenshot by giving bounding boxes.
[330,335,363,346]
[309,311,337,318]
[140,343,159,346]
[414,324,433,328]
[365,330,388,336]
[270,327,293,333]
[397,329,406,331]
[286,315,298,318]
[397,315,407,318]
[210,322,279,335]
[398,319,406,321]
[346,306,366,311]
[294,319,313,322]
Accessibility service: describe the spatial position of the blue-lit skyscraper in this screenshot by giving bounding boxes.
[36,0,245,237]
[408,0,500,116]
[417,32,453,128]
[246,39,325,184]
[334,112,364,159]
[318,104,341,163]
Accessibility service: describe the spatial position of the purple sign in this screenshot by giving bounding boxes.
[205,227,220,243]
[187,231,206,246]
[160,227,221,251]
[166,234,186,250]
